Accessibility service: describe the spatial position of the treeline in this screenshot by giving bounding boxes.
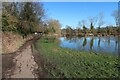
[2,2,45,37]
[2,2,120,38]
[54,11,120,37]
[61,11,120,37]
[61,26,120,37]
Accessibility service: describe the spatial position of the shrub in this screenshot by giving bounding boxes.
[43,36,56,43]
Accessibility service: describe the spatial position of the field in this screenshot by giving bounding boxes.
[33,37,119,78]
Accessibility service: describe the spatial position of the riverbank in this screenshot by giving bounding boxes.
[34,37,119,78]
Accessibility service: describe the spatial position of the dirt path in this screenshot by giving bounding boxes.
[10,45,38,78]
[2,34,48,78]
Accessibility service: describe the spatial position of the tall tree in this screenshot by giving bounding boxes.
[47,19,61,35]
[19,2,45,35]
[111,10,120,33]
[98,12,104,28]
[111,10,119,27]
[2,2,45,37]
[90,22,94,33]
[88,16,98,27]
[2,2,19,31]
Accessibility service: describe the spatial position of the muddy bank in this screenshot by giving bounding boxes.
[2,53,17,78]
[2,32,33,54]
[31,44,48,78]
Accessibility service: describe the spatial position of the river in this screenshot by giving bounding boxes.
[59,36,119,55]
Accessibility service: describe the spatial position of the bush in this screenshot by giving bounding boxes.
[43,36,56,43]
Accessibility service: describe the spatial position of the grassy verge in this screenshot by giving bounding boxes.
[33,37,119,78]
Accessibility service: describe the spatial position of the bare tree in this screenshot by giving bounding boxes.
[88,16,98,27]
[111,10,119,27]
[77,21,82,29]
[81,20,86,26]
[78,19,86,29]
[98,12,105,28]
[88,16,98,34]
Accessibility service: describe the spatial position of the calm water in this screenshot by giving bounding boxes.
[59,36,119,55]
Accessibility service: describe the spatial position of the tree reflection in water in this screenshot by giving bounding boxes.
[108,36,110,46]
[90,37,94,50]
[59,36,118,55]
[83,37,87,47]
[98,37,101,47]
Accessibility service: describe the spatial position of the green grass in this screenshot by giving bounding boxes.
[34,37,119,78]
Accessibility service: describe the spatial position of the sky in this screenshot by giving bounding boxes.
[43,2,118,29]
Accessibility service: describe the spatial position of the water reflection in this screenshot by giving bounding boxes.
[98,37,100,47]
[83,37,87,47]
[108,37,110,46]
[59,36,118,55]
[90,37,94,50]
